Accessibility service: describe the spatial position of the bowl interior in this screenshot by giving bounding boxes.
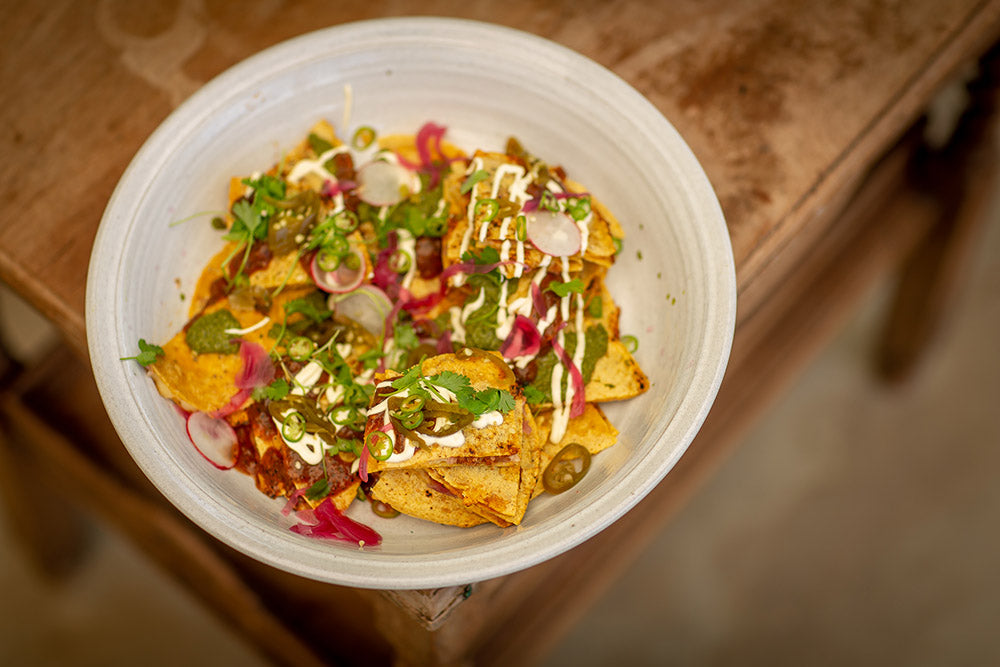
[87,18,734,589]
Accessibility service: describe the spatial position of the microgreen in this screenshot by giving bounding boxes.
[284,295,332,324]
[547,278,585,298]
[305,478,332,501]
[524,384,546,405]
[120,339,164,367]
[460,169,489,194]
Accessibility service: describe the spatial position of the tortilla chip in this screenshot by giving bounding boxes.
[428,411,541,526]
[370,469,488,528]
[584,340,650,403]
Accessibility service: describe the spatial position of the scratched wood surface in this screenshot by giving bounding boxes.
[2,0,998,356]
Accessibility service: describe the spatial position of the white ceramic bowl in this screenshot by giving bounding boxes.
[87,17,735,590]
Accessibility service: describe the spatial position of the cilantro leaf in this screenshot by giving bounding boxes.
[304,478,332,501]
[427,370,472,396]
[462,388,517,415]
[494,389,516,413]
[264,378,290,401]
[461,246,501,267]
[241,174,286,202]
[229,199,264,239]
[120,338,164,367]
[390,365,425,393]
[285,295,332,324]
[392,322,420,351]
[357,348,385,370]
[524,385,546,405]
[547,278,585,298]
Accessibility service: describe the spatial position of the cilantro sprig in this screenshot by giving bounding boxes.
[390,368,515,416]
[220,175,286,283]
[120,339,164,367]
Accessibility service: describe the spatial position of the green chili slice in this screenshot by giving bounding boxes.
[322,233,349,257]
[287,336,315,361]
[328,405,357,426]
[540,190,559,212]
[399,395,425,414]
[371,500,400,518]
[515,214,527,242]
[281,411,306,442]
[567,197,591,221]
[474,198,500,222]
[366,431,393,461]
[400,410,424,430]
[343,251,361,271]
[389,249,412,274]
[542,443,591,494]
[316,248,341,272]
[621,334,639,353]
[352,125,376,150]
[332,209,359,233]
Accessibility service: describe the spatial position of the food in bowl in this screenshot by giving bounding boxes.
[123,117,649,544]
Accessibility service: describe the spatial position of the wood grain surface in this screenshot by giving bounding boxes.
[3,0,998,356]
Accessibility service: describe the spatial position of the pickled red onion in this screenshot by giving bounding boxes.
[550,335,586,418]
[290,498,382,546]
[500,315,541,359]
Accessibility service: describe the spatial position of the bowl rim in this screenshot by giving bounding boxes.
[86,16,736,589]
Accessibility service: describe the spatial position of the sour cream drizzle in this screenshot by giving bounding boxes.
[548,257,587,443]
[287,145,350,184]
[395,228,418,290]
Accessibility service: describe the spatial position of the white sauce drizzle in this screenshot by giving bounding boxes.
[223,316,271,336]
[395,228,418,290]
[547,257,588,443]
[287,145,350,184]
[457,157,485,268]
[342,83,353,133]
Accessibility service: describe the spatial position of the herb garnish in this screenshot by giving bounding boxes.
[120,338,164,367]
[390,368,515,416]
[547,278,585,298]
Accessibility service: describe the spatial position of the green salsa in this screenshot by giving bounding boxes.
[186,309,241,354]
[530,324,608,402]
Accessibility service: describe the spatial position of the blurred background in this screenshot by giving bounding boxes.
[0,170,996,665]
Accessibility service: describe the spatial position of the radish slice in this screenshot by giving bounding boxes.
[526,210,582,257]
[356,160,417,206]
[329,284,392,336]
[186,411,237,470]
[310,247,366,293]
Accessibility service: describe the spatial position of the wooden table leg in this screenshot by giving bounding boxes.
[0,422,93,580]
[878,45,1000,382]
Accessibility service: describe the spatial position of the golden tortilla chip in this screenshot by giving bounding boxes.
[370,469,488,528]
[428,409,541,527]
[427,464,522,521]
[584,340,650,403]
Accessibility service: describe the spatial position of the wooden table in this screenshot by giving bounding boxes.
[2,2,999,665]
